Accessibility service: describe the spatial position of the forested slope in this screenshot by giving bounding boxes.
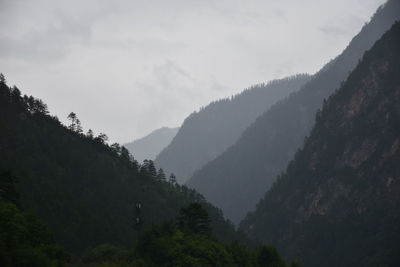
[0,76,241,253]
[155,74,310,183]
[240,21,400,267]
[187,0,400,224]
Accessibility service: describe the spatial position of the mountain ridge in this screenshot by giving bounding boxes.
[124,126,179,163]
[156,74,311,183]
[187,0,400,224]
[240,21,400,267]
[0,77,243,253]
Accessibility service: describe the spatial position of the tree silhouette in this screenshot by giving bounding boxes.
[86,129,94,138]
[67,112,82,133]
[0,171,19,206]
[178,203,211,235]
[156,168,166,182]
[0,73,5,84]
[169,173,177,185]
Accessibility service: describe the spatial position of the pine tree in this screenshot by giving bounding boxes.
[0,73,6,84]
[87,129,94,138]
[169,173,177,185]
[178,203,211,235]
[67,112,77,131]
[156,168,166,182]
[147,160,157,180]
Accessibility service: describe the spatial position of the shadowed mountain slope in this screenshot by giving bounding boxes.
[240,21,400,267]
[156,74,311,183]
[187,0,400,224]
[124,127,179,163]
[0,77,243,254]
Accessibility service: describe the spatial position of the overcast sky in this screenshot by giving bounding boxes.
[0,0,385,143]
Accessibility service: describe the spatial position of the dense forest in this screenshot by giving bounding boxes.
[187,0,400,224]
[124,127,179,163]
[78,203,300,267]
[0,169,293,266]
[155,74,311,183]
[0,75,248,256]
[240,21,400,267]
[0,171,70,266]
[1,1,399,266]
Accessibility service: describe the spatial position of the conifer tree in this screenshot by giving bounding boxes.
[156,168,166,182]
[169,173,177,185]
[178,203,211,235]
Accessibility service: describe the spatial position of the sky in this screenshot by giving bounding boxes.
[0,0,386,143]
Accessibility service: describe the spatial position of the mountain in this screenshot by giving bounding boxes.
[155,74,311,183]
[124,127,179,163]
[0,171,71,266]
[187,0,400,224]
[81,204,292,267]
[0,76,242,254]
[240,21,400,267]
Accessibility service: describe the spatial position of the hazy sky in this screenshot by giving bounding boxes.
[0,0,385,143]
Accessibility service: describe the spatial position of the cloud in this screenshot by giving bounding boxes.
[0,18,91,61]
[319,25,350,37]
[0,0,386,142]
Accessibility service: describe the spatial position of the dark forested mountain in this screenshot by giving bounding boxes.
[240,21,400,267]
[80,203,294,267]
[187,0,400,224]
[0,76,242,254]
[0,171,71,266]
[124,127,179,163]
[155,75,311,183]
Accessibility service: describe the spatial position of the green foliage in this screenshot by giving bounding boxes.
[256,245,285,267]
[81,244,132,266]
[0,73,243,255]
[0,171,20,205]
[0,194,70,266]
[0,169,70,266]
[178,203,211,236]
[80,204,290,267]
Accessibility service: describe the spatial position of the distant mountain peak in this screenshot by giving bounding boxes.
[155,74,311,184]
[124,126,179,163]
[187,0,400,224]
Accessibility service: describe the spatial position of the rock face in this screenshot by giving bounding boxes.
[240,22,400,267]
[187,0,400,224]
[124,127,179,163]
[155,74,310,183]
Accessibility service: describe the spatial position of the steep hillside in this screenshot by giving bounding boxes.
[155,74,311,183]
[187,0,400,224]
[0,77,241,253]
[240,21,400,267]
[124,127,179,163]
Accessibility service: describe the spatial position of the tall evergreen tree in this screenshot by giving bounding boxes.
[178,203,211,235]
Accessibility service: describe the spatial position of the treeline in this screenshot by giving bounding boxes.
[155,74,311,183]
[197,74,310,113]
[0,171,294,267]
[0,74,242,254]
[0,171,70,266]
[186,0,400,224]
[0,73,191,189]
[240,20,400,267]
[78,203,300,267]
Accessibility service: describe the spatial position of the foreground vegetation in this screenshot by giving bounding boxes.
[1,171,297,266]
[78,203,300,267]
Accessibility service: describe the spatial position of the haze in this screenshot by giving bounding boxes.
[0,0,385,143]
